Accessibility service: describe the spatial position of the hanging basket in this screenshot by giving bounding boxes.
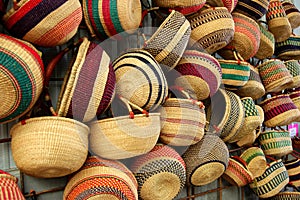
[289,88,300,110]
[0,170,25,200]
[284,60,300,89]
[152,0,206,15]
[205,0,238,13]
[254,21,275,60]
[275,34,300,61]
[282,0,300,29]
[234,0,270,20]
[284,154,300,188]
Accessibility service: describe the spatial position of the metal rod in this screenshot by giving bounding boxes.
[24,186,65,198]
[0,138,11,143]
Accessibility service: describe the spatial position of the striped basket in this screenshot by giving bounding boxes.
[187,6,235,54]
[182,133,229,186]
[259,94,300,127]
[282,0,300,29]
[152,0,206,15]
[0,170,25,200]
[258,130,293,157]
[289,88,300,110]
[249,159,289,199]
[130,144,186,200]
[174,50,222,100]
[234,0,270,20]
[205,0,238,12]
[143,10,191,70]
[267,191,300,200]
[275,35,300,61]
[112,49,168,111]
[63,156,138,200]
[284,60,300,89]
[82,0,142,40]
[257,59,293,93]
[254,22,275,60]
[284,157,300,188]
[2,0,82,47]
[218,12,261,61]
[235,65,265,100]
[0,33,44,124]
[266,0,292,42]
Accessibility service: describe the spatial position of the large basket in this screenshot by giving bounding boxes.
[63,156,138,200]
[0,33,44,124]
[275,34,300,61]
[205,0,238,13]
[152,0,206,15]
[0,170,25,200]
[234,0,270,20]
[254,22,275,60]
[282,0,300,29]
[2,0,82,47]
[284,60,300,89]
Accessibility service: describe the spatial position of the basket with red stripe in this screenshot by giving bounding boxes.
[0,170,25,200]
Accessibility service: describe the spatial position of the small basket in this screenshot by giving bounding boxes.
[0,170,25,200]
[152,0,206,15]
[275,34,300,61]
[234,0,270,20]
[63,156,138,200]
[182,133,229,186]
[205,0,238,13]
[254,22,275,60]
[282,0,300,29]
[284,60,300,89]
[2,0,82,47]
[130,144,186,200]
[174,50,222,100]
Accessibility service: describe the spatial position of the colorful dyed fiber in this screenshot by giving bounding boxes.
[284,60,300,89]
[275,35,300,60]
[0,170,25,200]
[206,0,238,13]
[284,158,300,188]
[234,0,270,20]
[152,0,206,15]
[282,0,300,29]
[254,22,275,60]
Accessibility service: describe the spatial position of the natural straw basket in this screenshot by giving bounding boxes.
[254,21,275,60]
[258,130,293,157]
[63,156,138,200]
[266,0,292,42]
[250,159,289,199]
[205,0,238,13]
[143,10,191,70]
[282,0,300,29]
[130,144,186,200]
[0,33,44,124]
[174,50,222,100]
[268,191,300,200]
[275,34,300,61]
[284,60,300,89]
[187,6,235,54]
[2,0,82,47]
[0,170,25,200]
[182,133,229,186]
[234,0,270,20]
[112,49,168,111]
[82,0,142,40]
[152,0,206,15]
[289,88,300,110]
[89,96,160,160]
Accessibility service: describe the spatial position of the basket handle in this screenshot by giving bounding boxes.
[169,85,205,108]
[118,95,149,119]
[231,156,249,169]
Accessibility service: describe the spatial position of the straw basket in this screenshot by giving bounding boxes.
[268,191,300,200]
[143,10,191,70]
[282,0,300,29]
[250,159,289,199]
[258,130,293,157]
[275,35,300,61]
[130,144,186,200]
[234,0,270,20]
[266,0,292,42]
[284,60,300,89]
[0,170,25,200]
[289,88,300,110]
[152,0,206,15]
[82,0,142,40]
[0,34,44,124]
[187,6,235,54]
[257,59,293,93]
[182,134,229,186]
[63,156,138,200]
[254,22,275,60]
[240,147,267,178]
[2,0,82,47]
[284,157,300,188]
[174,50,222,100]
[113,49,168,111]
[205,0,238,12]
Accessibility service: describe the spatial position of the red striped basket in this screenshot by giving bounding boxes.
[2,0,82,47]
[152,0,206,15]
[0,170,25,200]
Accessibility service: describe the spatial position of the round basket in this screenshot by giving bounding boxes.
[63,156,138,200]
[268,191,300,200]
[187,6,235,54]
[284,157,300,188]
[205,0,238,13]
[275,35,300,61]
[236,129,257,147]
[174,50,222,100]
[234,65,265,100]
[182,133,229,186]
[2,0,82,47]
[257,59,293,93]
[282,0,300,29]
[289,88,300,110]
[130,144,186,200]
[82,0,142,40]
[112,49,168,111]
[0,34,44,124]
[240,147,267,178]
[258,130,293,157]
[143,10,191,70]
[266,0,292,42]
[0,170,25,200]
[234,0,270,20]
[284,60,300,89]
[10,116,89,178]
[152,0,206,15]
[254,22,275,60]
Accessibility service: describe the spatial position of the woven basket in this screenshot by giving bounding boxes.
[113,49,168,111]
[284,157,300,188]
[234,0,270,20]
[289,88,300,110]
[143,10,191,70]
[83,0,142,40]
[182,133,229,186]
[130,144,186,200]
[174,50,222,100]
[268,191,300,200]
[235,65,265,100]
[222,156,254,187]
[266,0,292,42]
[258,130,293,157]
[2,0,82,47]
[259,94,300,127]
[292,136,300,149]
[187,6,235,54]
[0,33,44,124]
[64,156,138,200]
[152,0,206,15]
[236,129,257,147]
[240,147,267,178]
[257,59,293,93]
[275,34,300,61]
[284,60,300,89]
[250,159,289,199]
[205,0,238,12]
[0,170,25,200]
[89,96,160,160]
[217,12,261,61]
[282,0,300,29]
[254,22,275,60]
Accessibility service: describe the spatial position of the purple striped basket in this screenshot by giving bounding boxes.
[234,0,270,20]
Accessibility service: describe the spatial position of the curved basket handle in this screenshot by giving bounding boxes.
[169,85,205,108]
[118,96,149,119]
[231,155,249,169]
